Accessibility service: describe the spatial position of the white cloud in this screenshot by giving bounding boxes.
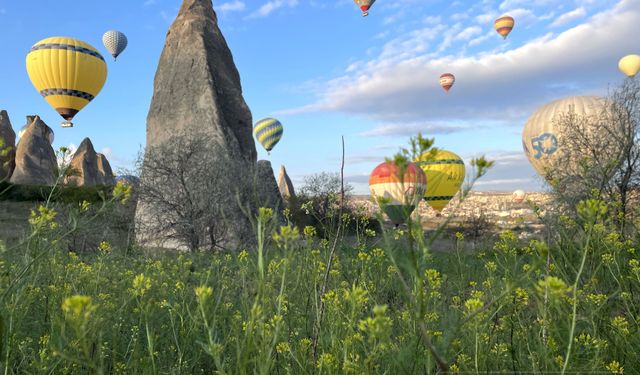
[468,30,495,47]
[499,0,556,11]
[248,0,298,18]
[550,7,587,27]
[467,151,541,191]
[360,122,469,137]
[475,12,497,24]
[280,0,639,126]
[100,147,113,158]
[218,0,246,13]
[160,10,172,24]
[143,0,156,6]
[455,26,483,41]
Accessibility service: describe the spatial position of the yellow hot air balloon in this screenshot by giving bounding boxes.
[522,96,606,180]
[618,54,640,78]
[26,37,107,128]
[494,16,515,39]
[415,150,465,212]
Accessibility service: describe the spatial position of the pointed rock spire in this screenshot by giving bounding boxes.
[145,0,256,161]
[10,116,57,185]
[0,110,16,180]
[65,138,116,187]
[278,164,296,199]
[136,0,258,251]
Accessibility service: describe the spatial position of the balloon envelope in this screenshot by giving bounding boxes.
[26,37,107,124]
[494,16,515,39]
[415,150,465,212]
[102,30,128,60]
[369,161,426,225]
[353,0,375,16]
[512,189,526,203]
[618,54,640,78]
[439,73,455,92]
[522,96,606,180]
[254,118,283,152]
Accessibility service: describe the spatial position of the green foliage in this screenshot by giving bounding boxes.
[0,200,638,373]
[1,136,638,374]
[0,181,114,203]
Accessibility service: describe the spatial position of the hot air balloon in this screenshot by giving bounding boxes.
[17,123,54,145]
[26,37,107,128]
[369,161,426,225]
[512,189,526,203]
[439,73,455,93]
[102,30,128,60]
[494,16,514,39]
[253,118,283,153]
[354,0,375,17]
[618,54,640,78]
[522,96,606,180]
[415,150,465,212]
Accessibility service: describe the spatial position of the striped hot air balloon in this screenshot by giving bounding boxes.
[369,161,426,225]
[415,150,465,212]
[253,118,284,153]
[102,30,128,60]
[439,73,455,93]
[354,0,376,17]
[26,37,107,128]
[494,16,515,39]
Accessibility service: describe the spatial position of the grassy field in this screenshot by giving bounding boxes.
[0,190,638,374]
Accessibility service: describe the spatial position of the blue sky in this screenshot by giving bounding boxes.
[0,0,636,194]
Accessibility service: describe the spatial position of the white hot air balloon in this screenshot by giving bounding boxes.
[512,189,526,203]
[522,96,607,180]
[102,30,128,60]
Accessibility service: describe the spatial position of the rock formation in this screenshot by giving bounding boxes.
[10,116,57,186]
[255,160,284,212]
[135,0,258,251]
[278,164,295,199]
[96,153,116,186]
[0,110,16,180]
[65,138,115,186]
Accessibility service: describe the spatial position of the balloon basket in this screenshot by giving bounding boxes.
[362,11,369,17]
[61,121,73,128]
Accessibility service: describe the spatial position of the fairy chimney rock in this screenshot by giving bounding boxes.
[256,160,284,212]
[96,153,116,186]
[10,116,57,186]
[65,138,115,187]
[136,0,258,250]
[278,164,295,199]
[0,110,16,180]
[144,0,256,160]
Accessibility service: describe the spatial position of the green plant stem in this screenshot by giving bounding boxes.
[562,226,592,373]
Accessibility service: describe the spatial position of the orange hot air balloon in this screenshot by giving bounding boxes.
[354,0,375,17]
[439,73,455,93]
[494,16,515,39]
[369,161,426,225]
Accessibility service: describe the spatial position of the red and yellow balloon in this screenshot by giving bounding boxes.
[369,161,426,225]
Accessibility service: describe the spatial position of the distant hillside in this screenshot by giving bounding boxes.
[349,191,551,239]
